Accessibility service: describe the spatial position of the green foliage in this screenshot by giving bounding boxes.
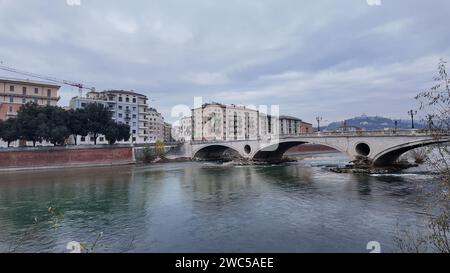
[117,123,131,142]
[0,118,19,147]
[67,108,88,145]
[142,147,156,163]
[1,102,127,147]
[84,103,112,145]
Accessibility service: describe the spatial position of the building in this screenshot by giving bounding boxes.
[192,102,260,141]
[0,77,60,121]
[147,107,165,142]
[300,121,313,134]
[279,115,302,136]
[190,102,310,141]
[69,90,150,144]
[164,122,173,143]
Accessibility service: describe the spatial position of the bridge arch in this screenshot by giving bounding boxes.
[373,138,450,166]
[193,144,243,161]
[251,140,346,162]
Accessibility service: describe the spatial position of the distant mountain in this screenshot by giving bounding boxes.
[325,115,425,131]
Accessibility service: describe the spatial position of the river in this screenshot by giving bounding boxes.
[0,152,434,253]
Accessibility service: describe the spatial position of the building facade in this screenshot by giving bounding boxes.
[192,103,260,141]
[69,90,150,144]
[190,102,311,142]
[300,121,313,134]
[0,77,60,121]
[279,115,302,136]
[147,107,165,142]
[164,122,173,143]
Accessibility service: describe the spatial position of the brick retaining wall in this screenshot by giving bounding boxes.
[0,146,134,169]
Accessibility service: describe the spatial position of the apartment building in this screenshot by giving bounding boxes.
[164,122,173,143]
[300,121,313,134]
[0,77,60,121]
[191,102,309,142]
[192,102,260,141]
[69,90,150,144]
[147,107,165,142]
[279,115,302,136]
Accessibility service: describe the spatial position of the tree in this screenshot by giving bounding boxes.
[397,59,450,253]
[0,118,19,147]
[103,121,119,145]
[117,123,131,142]
[68,108,88,145]
[16,103,44,147]
[46,106,71,146]
[84,103,112,145]
[155,140,165,156]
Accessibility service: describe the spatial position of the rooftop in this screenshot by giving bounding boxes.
[0,76,61,88]
[102,89,148,98]
[279,115,302,121]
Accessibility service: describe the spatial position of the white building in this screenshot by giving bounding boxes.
[69,90,151,144]
[190,102,306,142]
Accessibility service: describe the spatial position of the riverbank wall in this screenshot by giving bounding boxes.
[0,145,134,171]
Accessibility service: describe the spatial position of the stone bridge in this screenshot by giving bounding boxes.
[186,130,450,166]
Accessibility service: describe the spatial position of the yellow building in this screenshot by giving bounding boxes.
[0,77,60,120]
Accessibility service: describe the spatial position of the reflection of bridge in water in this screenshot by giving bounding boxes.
[186,130,450,166]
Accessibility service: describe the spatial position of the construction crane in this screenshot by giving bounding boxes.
[0,63,95,97]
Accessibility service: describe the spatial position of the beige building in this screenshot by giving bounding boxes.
[191,102,310,142]
[0,77,60,121]
[192,102,260,141]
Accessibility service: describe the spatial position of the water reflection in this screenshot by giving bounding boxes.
[0,155,431,253]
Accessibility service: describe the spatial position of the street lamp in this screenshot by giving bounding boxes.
[408,110,417,129]
[316,116,323,132]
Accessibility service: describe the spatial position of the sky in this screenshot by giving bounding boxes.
[1,0,449,125]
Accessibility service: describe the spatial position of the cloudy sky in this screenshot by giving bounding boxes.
[1,0,449,124]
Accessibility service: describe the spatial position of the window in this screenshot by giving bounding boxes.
[34,88,39,94]
[119,97,123,102]
[90,137,95,142]
[22,87,27,95]
[132,98,136,103]
[132,137,136,142]
[132,122,136,126]
[47,99,51,106]
[99,137,104,142]
[22,97,26,103]
[81,103,86,107]
[118,105,122,110]
[81,136,86,142]
[133,107,136,111]
[47,89,51,97]
[9,106,13,112]
[9,86,14,92]
[132,130,136,134]
[132,114,136,118]
[9,96,13,103]
[126,97,129,102]
[118,113,123,118]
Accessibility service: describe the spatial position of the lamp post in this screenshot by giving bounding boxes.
[316,116,323,132]
[408,110,417,129]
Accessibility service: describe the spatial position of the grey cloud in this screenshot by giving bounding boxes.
[0,0,449,125]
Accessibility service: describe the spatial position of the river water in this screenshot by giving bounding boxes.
[0,152,434,253]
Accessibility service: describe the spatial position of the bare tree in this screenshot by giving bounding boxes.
[398,59,450,253]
